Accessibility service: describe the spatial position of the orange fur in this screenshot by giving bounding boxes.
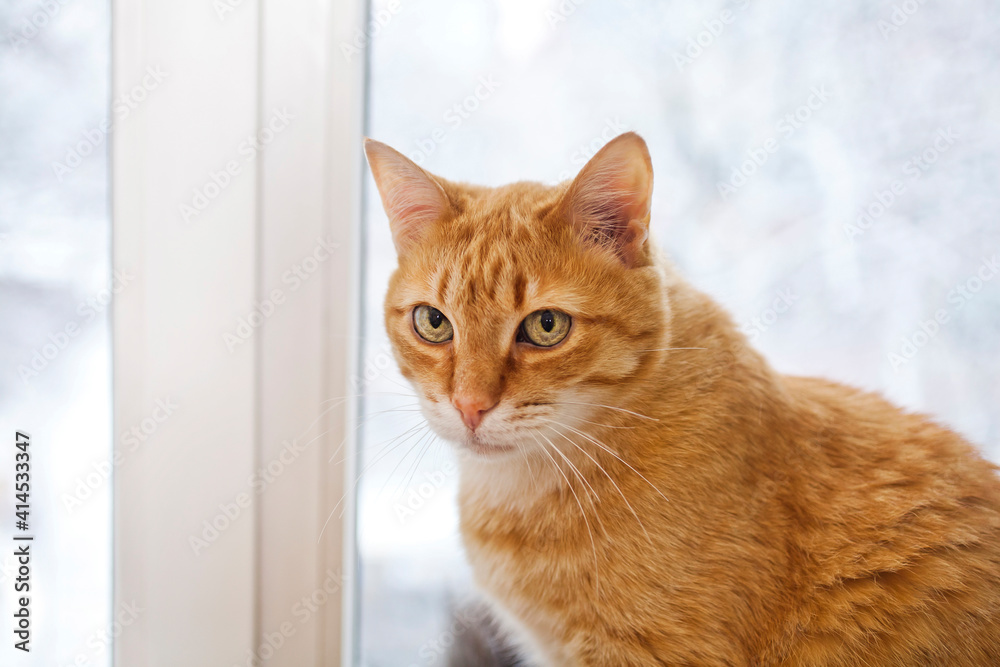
[365,133,1000,666]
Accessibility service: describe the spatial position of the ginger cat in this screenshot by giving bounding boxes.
[364,132,1000,666]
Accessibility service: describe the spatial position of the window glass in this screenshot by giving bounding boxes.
[0,1,112,665]
[356,0,1000,664]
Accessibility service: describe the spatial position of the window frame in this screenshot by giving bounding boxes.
[111,0,366,663]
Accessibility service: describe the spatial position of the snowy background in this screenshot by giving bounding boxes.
[358,0,1000,665]
[0,1,112,666]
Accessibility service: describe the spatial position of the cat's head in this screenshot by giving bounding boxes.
[366,132,669,458]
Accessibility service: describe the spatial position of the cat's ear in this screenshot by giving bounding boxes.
[364,138,451,254]
[560,132,653,267]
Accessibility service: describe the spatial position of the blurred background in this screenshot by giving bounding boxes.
[1,0,998,665]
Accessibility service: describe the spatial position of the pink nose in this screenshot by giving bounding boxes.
[452,394,497,431]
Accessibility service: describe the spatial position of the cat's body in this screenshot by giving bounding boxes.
[365,132,1000,665]
[461,277,1000,665]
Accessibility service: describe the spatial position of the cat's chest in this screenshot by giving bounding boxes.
[456,470,645,601]
[462,517,585,592]
[457,488,610,647]
[459,506,589,665]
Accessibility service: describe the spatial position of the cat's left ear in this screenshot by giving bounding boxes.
[364,138,452,255]
[559,132,653,267]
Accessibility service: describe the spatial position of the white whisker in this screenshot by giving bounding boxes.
[539,430,602,509]
[541,418,669,504]
[530,431,601,594]
[543,424,652,545]
[570,416,640,430]
[398,431,439,494]
[513,437,538,491]
[318,423,430,541]
[550,401,659,422]
[381,427,437,501]
[327,405,422,463]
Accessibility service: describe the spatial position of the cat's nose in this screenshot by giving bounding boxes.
[452,394,498,431]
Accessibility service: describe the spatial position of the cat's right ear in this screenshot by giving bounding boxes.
[559,132,653,267]
[363,138,451,255]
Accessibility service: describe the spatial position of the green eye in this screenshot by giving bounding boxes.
[413,305,453,343]
[520,309,571,347]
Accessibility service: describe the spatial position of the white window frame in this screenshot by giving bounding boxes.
[111,0,366,664]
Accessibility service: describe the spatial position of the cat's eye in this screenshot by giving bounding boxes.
[413,305,454,343]
[520,309,571,347]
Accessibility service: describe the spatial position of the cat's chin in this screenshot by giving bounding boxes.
[458,433,517,459]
